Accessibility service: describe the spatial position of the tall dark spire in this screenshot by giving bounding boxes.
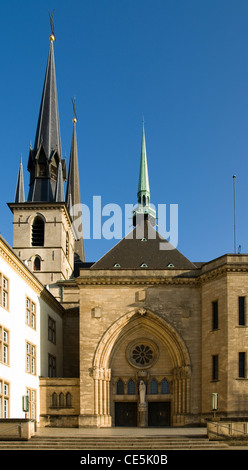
[66,107,85,261]
[27,26,66,202]
[33,37,61,160]
[14,156,25,203]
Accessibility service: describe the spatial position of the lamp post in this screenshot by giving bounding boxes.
[211,393,218,419]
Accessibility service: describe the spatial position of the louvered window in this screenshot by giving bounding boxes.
[32,217,44,246]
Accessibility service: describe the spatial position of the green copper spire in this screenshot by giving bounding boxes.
[133,121,156,226]
[137,121,150,206]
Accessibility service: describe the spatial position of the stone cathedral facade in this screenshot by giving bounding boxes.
[4,29,248,428]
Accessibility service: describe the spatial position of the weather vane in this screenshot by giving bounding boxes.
[72,98,78,123]
[49,9,55,42]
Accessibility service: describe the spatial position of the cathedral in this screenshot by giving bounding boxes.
[1,26,248,430]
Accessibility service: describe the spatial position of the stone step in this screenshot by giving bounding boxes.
[0,436,230,450]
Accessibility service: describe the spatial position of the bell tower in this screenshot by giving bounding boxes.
[8,23,84,290]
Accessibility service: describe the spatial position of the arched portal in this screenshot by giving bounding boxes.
[91,309,191,427]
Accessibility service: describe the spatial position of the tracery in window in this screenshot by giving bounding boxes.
[132,344,153,365]
[126,339,158,369]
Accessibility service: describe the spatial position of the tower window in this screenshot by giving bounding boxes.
[39,163,46,177]
[212,355,219,380]
[239,297,245,326]
[239,352,246,378]
[33,256,41,271]
[212,301,218,330]
[32,217,44,246]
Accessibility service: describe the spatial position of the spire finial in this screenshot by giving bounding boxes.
[49,9,55,42]
[72,97,77,124]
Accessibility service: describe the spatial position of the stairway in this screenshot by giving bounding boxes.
[0,435,233,450]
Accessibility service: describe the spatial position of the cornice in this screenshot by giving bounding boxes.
[0,241,42,293]
[76,273,198,287]
[75,263,248,287]
[199,263,248,284]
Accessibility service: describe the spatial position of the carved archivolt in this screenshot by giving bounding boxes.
[92,308,191,372]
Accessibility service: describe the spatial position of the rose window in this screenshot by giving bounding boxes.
[132,344,153,365]
[127,339,158,369]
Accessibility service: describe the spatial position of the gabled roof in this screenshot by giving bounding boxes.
[91,220,197,270]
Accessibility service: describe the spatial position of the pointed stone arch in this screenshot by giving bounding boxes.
[92,308,190,371]
[90,308,191,427]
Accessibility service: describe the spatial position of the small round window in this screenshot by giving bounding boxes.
[126,339,158,369]
[132,344,153,365]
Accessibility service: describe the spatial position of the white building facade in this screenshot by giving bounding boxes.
[0,236,64,423]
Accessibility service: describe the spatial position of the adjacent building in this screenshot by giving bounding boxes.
[0,235,64,421]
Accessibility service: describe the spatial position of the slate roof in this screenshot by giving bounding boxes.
[27,37,65,203]
[66,119,85,262]
[91,220,197,270]
[33,39,62,161]
[14,157,25,203]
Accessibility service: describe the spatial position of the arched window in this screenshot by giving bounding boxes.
[127,379,135,395]
[33,256,41,271]
[32,216,44,246]
[66,392,72,407]
[59,393,64,407]
[52,392,57,406]
[150,379,158,394]
[116,379,124,395]
[161,378,169,394]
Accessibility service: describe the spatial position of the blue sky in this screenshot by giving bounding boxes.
[0,0,248,263]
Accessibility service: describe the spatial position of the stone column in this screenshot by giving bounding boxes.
[90,367,112,427]
[172,366,191,426]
